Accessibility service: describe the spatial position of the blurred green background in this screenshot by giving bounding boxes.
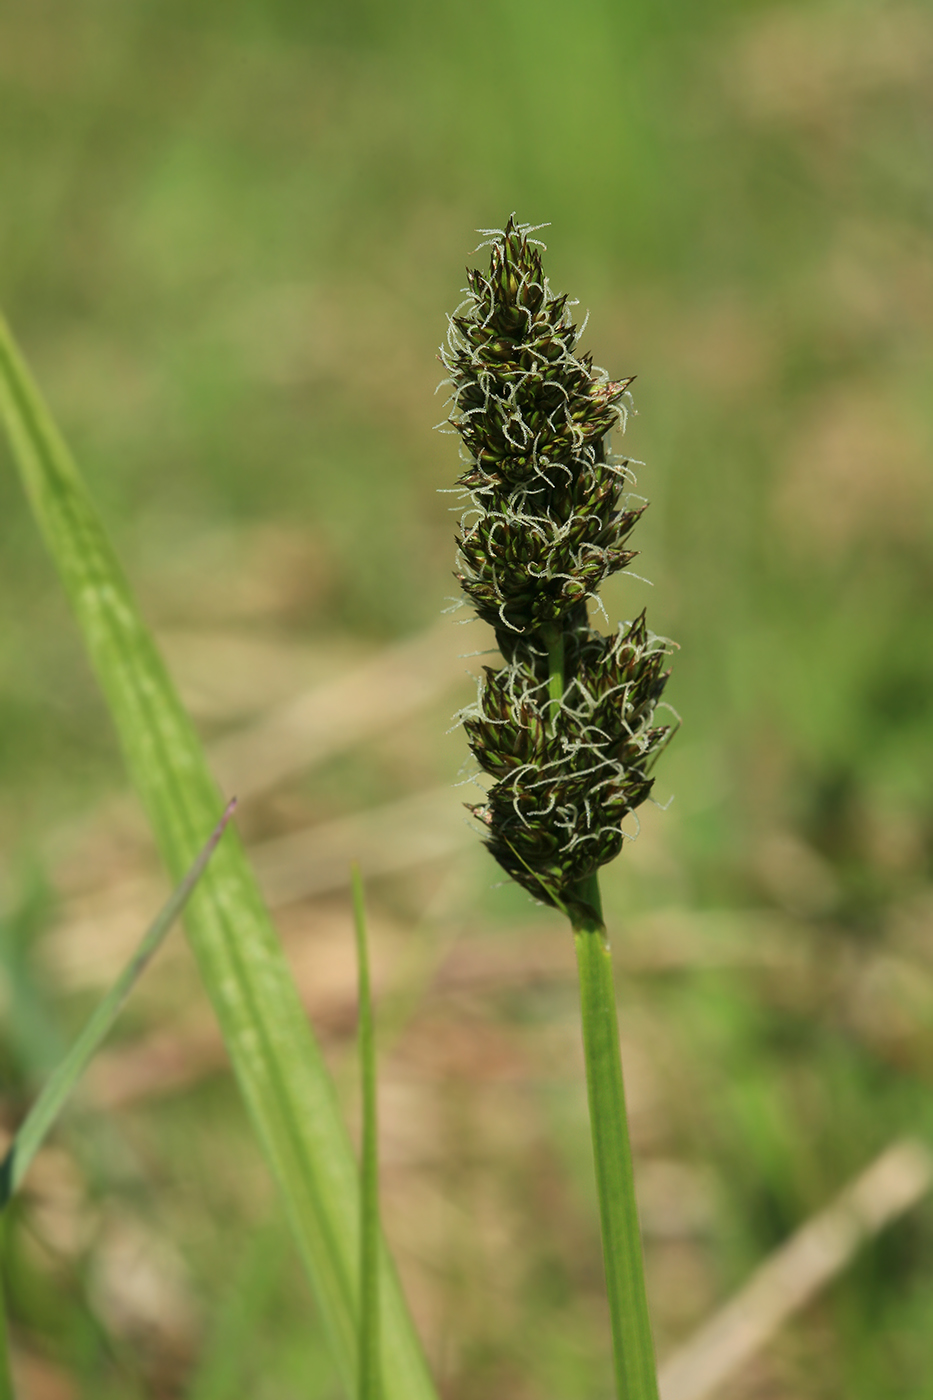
[1,1,932,1397]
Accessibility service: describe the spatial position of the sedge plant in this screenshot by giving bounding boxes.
[441,218,675,1400]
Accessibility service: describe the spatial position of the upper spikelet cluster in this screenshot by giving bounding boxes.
[441,218,675,921]
[443,220,642,649]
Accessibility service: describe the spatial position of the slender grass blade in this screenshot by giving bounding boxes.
[0,801,235,1211]
[352,864,381,1400]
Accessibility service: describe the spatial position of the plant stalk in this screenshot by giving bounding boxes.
[571,872,659,1400]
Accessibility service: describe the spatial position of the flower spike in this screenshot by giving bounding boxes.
[443,217,675,922]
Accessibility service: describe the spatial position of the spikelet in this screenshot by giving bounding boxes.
[441,218,675,921]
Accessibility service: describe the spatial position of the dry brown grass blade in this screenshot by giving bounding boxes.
[46,619,472,888]
[47,786,473,991]
[208,621,467,800]
[658,1138,933,1400]
[249,787,472,904]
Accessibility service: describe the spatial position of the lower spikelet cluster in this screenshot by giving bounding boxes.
[441,218,675,920]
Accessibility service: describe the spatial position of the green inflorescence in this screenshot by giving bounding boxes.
[442,218,676,922]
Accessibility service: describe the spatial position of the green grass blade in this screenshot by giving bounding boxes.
[0,313,437,1400]
[0,802,235,1211]
[351,865,381,1400]
[0,874,68,1085]
[572,876,659,1400]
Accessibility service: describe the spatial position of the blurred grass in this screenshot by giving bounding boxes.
[1,0,932,1396]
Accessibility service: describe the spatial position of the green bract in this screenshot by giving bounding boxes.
[442,218,675,921]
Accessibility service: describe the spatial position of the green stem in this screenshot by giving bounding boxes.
[571,873,659,1400]
[542,622,658,1399]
